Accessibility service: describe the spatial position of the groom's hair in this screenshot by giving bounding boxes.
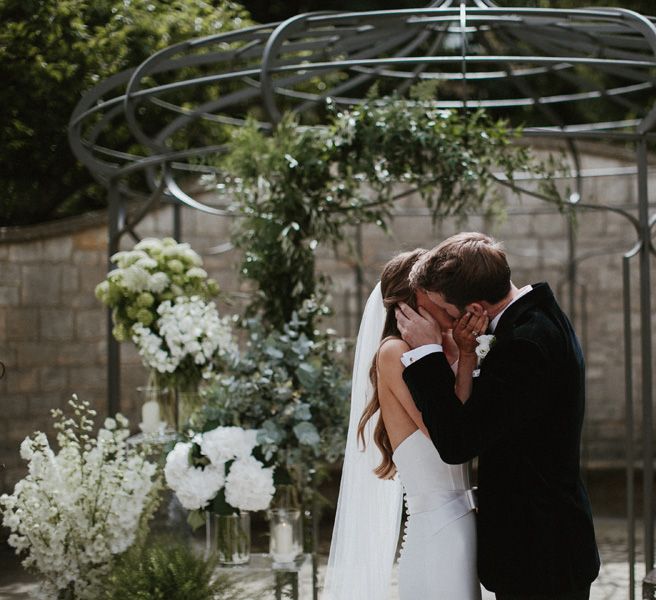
[409,232,511,309]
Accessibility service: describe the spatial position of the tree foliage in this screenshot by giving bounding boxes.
[0,0,250,226]
[240,0,654,24]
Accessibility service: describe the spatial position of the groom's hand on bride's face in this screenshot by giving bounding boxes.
[395,302,443,349]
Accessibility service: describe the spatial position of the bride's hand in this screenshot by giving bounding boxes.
[453,311,489,355]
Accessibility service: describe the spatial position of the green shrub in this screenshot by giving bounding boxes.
[102,538,244,600]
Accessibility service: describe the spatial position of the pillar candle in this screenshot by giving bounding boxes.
[140,400,160,433]
[272,520,295,563]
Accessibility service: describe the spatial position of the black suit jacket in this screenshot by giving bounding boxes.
[402,283,600,595]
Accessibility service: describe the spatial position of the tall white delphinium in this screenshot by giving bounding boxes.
[0,397,161,600]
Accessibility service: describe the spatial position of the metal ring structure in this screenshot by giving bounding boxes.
[69,0,656,213]
[68,2,656,594]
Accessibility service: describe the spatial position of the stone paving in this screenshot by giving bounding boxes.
[0,517,644,599]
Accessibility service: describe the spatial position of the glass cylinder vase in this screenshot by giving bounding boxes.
[137,385,202,433]
[176,388,202,430]
[206,512,251,565]
[268,508,303,565]
[271,483,300,510]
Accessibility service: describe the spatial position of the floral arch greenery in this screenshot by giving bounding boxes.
[69,1,656,591]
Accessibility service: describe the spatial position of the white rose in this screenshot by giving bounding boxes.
[111,250,148,268]
[134,256,158,270]
[175,464,225,511]
[475,335,496,361]
[164,442,226,510]
[134,238,164,253]
[120,265,150,293]
[164,442,193,485]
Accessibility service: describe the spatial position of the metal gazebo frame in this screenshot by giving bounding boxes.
[69,1,656,596]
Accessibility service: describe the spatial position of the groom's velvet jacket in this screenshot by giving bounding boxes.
[402,282,600,595]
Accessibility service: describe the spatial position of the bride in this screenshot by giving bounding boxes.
[323,249,487,599]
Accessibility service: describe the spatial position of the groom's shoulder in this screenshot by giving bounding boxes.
[505,284,561,332]
[507,303,563,350]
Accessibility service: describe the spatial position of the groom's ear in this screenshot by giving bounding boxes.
[466,302,485,316]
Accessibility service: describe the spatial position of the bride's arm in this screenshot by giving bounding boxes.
[454,352,478,403]
[452,312,489,403]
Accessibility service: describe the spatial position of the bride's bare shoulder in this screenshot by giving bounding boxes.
[378,337,410,365]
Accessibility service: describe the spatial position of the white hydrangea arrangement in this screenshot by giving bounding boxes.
[95,237,236,389]
[0,396,160,600]
[164,426,274,527]
[131,295,236,384]
[95,237,218,341]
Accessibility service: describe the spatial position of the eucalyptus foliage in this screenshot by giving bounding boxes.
[212,87,563,328]
[195,299,350,493]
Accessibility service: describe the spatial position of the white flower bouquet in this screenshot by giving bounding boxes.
[164,426,274,527]
[131,295,236,388]
[95,237,236,391]
[0,397,160,600]
[95,237,218,343]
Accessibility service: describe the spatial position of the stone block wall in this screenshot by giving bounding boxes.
[1,141,654,498]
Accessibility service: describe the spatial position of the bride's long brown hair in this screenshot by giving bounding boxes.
[356,249,426,480]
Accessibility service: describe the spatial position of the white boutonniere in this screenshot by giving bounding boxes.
[470,335,495,378]
[475,334,496,364]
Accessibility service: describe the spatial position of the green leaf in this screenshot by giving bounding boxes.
[260,419,284,445]
[296,361,319,388]
[294,403,312,421]
[186,509,206,531]
[293,422,320,447]
[264,345,284,360]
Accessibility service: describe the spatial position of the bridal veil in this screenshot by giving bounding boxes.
[323,282,403,599]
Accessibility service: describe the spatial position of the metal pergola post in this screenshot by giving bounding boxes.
[637,137,655,574]
[107,178,122,417]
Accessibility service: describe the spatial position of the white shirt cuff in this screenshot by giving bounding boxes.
[401,344,443,367]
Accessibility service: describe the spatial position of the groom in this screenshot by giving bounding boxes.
[395,232,600,600]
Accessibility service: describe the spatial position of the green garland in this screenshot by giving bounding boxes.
[210,87,563,329]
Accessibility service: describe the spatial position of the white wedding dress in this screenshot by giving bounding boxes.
[323,283,480,600]
[394,429,481,599]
